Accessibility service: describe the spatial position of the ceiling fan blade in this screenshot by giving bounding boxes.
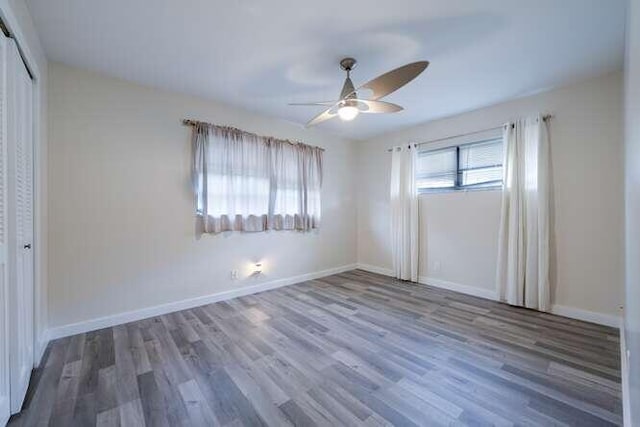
[355,99,403,113]
[305,107,338,127]
[354,61,429,101]
[289,101,338,106]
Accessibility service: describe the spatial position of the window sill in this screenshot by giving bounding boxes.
[418,186,503,195]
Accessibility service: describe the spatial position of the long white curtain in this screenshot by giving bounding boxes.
[390,146,418,281]
[496,115,550,311]
[192,124,323,233]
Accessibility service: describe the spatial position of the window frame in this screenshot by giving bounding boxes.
[417,136,504,194]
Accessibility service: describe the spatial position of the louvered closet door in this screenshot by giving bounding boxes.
[0,33,10,425]
[6,37,33,413]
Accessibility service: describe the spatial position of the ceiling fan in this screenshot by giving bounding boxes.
[290,57,429,127]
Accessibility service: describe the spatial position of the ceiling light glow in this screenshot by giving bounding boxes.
[338,105,359,121]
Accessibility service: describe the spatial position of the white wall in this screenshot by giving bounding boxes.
[417,190,502,297]
[358,71,624,321]
[0,0,48,361]
[47,62,357,330]
[624,0,640,423]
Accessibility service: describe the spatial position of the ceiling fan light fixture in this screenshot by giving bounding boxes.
[338,104,359,121]
[294,58,429,127]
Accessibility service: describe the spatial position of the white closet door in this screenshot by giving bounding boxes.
[6,37,33,414]
[0,33,10,425]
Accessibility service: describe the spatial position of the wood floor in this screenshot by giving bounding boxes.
[10,270,622,426]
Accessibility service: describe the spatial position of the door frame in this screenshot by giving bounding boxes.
[0,1,47,370]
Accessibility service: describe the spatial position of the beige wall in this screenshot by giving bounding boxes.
[47,61,624,331]
[47,63,357,329]
[358,71,624,319]
[624,0,640,422]
[418,191,502,295]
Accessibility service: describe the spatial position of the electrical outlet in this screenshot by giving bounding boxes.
[231,270,239,280]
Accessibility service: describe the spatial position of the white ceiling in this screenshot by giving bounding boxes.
[26,0,626,140]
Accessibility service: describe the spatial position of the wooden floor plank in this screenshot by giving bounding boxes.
[10,270,622,426]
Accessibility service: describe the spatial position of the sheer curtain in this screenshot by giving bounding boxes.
[192,124,323,234]
[390,145,419,281]
[496,115,550,311]
[270,141,322,230]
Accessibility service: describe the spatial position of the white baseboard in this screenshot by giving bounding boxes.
[356,263,498,301]
[356,263,394,277]
[419,276,499,301]
[46,263,358,341]
[35,332,50,367]
[357,262,622,328]
[45,262,622,343]
[550,304,621,328]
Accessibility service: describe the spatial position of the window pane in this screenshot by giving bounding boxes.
[416,147,456,190]
[459,138,503,188]
[462,166,502,187]
[459,139,503,168]
[207,174,270,216]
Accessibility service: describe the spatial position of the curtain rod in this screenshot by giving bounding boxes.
[386,114,554,152]
[182,119,325,151]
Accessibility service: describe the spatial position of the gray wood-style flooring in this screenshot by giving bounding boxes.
[10,270,622,426]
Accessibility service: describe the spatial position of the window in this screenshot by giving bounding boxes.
[416,136,504,192]
[192,125,323,233]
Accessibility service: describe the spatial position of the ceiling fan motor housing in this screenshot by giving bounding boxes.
[340,58,358,100]
[340,77,357,101]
